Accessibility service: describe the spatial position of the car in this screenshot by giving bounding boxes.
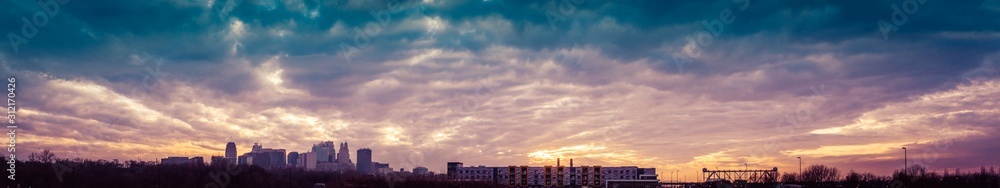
[781,184,803,188]
[312,183,327,188]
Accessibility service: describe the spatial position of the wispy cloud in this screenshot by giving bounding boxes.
[3,0,999,178]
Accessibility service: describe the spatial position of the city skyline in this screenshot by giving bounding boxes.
[6,0,1000,182]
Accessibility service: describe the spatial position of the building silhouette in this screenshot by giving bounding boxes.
[312,141,335,163]
[337,142,351,164]
[238,143,286,169]
[447,159,656,187]
[373,162,392,174]
[210,156,226,165]
[303,152,317,170]
[413,166,429,175]
[287,152,299,166]
[161,156,204,165]
[225,142,237,164]
[357,148,373,174]
[301,141,356,171]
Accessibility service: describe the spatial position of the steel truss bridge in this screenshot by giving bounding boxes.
[702,167,779,183]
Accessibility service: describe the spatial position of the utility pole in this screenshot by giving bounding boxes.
[902,147,908,176]
[797,157,802,175]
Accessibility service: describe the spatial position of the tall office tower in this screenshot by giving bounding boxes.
[287,152,299,166]
[225,142,237,164]
[304,152,317,170]
[323,141,335,162]
[268,149,286,168]
[357,148,372,174]
[311,141,334,163]
[337,142,351,163]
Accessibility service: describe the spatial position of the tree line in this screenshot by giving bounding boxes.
[2,150,503,188]
[5,150,1000,188]
[777,164,1000,188]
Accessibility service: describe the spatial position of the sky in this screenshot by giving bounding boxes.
[2,0,1000,179]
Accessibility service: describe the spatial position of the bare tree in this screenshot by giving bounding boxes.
[800,165,840,182]
[780,173,798,182]
[907,164,927,176]
[28,149,57,163]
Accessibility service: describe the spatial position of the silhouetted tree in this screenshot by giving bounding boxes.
[780,173,798,182]
[6,150,506,188]
[27,149,56,163]
[906,164,927,177]
[800,165,840,182]
[7,151,1000,188]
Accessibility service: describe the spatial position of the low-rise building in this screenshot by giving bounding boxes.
[161,156,205,165]
[373,162,392,174]
[447,159,657,188]
[413,166,429,175]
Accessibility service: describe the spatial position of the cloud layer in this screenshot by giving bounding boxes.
[3,0,1000,178]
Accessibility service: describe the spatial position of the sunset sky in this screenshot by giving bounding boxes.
[3,0,1000,179]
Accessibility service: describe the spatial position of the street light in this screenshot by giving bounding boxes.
[797,157,802,175]
[902,147,907,176]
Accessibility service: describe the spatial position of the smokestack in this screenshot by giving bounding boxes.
[570,159,573,168]
[558,158,560,167]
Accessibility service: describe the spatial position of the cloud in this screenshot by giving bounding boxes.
[3,0,999,178]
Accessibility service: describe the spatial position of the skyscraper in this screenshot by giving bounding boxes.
[311,141,334,163]
[225,142,237,164]
[304,152,317,170]
[338,142,351,163]
[288,152,299,166]
[267,149,286,167]
[357,148,372,174]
